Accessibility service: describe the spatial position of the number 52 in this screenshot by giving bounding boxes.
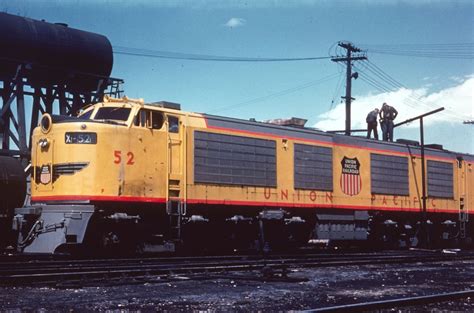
[113,150,135,165]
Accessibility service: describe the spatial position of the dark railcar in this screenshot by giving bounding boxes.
[0,156,26,248]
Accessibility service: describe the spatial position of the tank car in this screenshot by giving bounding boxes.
[0,12,113,90]
[13,96,473,253]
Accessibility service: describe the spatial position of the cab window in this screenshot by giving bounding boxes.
[152,112,164,129]
[94,107,130,121]
[134,109,164,130]
[168,116,179,133]
[78,109,93,119]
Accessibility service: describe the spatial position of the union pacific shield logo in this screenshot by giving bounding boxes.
[40,164,51,184]
[340,157,361,196]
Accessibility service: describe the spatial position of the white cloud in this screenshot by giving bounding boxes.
[422,75,439,81]
[449,75,465,83]
[224,17,246,28]
[314,77,474,153]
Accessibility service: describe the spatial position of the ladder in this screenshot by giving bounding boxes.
[165,115,187,240]
[459,197,468,239]
[458,158,469,239]
[167,200,184,240]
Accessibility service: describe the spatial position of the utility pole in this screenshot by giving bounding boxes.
[331,42,367,136]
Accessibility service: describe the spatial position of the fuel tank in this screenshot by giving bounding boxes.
[0,12,113,91]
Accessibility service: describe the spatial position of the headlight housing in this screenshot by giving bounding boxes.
[40,114,52,134]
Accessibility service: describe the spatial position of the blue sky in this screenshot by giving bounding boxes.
[2,0,473,153]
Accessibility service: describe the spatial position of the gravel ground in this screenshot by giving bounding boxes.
[0,259,473,311]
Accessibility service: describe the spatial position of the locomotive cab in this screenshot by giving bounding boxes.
[16,97,186,253]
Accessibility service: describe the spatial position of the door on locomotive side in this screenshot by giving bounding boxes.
[166,114,185,200]
[133,108,168,198]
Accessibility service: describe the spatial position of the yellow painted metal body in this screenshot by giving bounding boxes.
[31,97,472,217]
[31,97,204,203]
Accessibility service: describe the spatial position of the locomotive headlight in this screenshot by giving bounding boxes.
[40,114,52,134]
[38,138,49,148]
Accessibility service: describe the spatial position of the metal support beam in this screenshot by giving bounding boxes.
[419,116,429,246]
[16,78,27,153]
[29,87,42,147]
[397,107,444,247]
[0,65,124,162]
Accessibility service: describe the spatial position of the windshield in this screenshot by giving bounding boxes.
[78,109,93,119]
[94,107,131,121]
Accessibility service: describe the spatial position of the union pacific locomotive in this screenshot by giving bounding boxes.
[13,96,473,253]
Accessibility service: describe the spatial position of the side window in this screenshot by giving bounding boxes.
[134,110,164,130]
[134,109,148,127]
[152,112,164,129]
[168,116,179,133]
[142,110,149,128]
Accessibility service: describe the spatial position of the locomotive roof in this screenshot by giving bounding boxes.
[94,97,473,162]
[201,112,474,162]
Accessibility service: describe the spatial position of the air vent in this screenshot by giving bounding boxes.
[264,117,307,128]
[396,139,420,146]
[425,144,443,150]
[149,101,181,110]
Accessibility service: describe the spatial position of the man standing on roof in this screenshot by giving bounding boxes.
[366,108,379,140]
[379,102,398,141]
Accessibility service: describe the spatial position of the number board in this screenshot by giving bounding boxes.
[65,132,97,144]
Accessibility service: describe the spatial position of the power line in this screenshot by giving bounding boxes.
[361,61,471,121]
[353,61,469,122]
[355,61,428,109]
[366,50,473,59]
[357,42,474,59]
[209,72,340,113]
[329,64,345,110]
[358,42,474,49]
[113,45,332,62]
[355,62,446,114]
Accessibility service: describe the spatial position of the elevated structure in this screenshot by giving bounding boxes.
[0,12,123,162]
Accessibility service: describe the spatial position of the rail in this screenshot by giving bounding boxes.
[0,250,472,287]
[307,290,474,312]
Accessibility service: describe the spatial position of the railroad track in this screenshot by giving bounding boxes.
[308,289,474,312]
[0,250,472,286]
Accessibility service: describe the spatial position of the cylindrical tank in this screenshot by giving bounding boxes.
[0,156,26,215]
[0,12,113,91]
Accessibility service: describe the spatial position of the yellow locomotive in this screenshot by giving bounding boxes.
[14,96,473,253]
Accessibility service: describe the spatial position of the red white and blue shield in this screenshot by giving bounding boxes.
[40,164,51,184]
[340,157,361,196]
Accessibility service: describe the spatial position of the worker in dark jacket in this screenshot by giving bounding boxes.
[379,103,398,141]
[366,108,379,140]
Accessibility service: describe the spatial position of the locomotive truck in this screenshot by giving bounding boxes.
[13,96,473,254]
